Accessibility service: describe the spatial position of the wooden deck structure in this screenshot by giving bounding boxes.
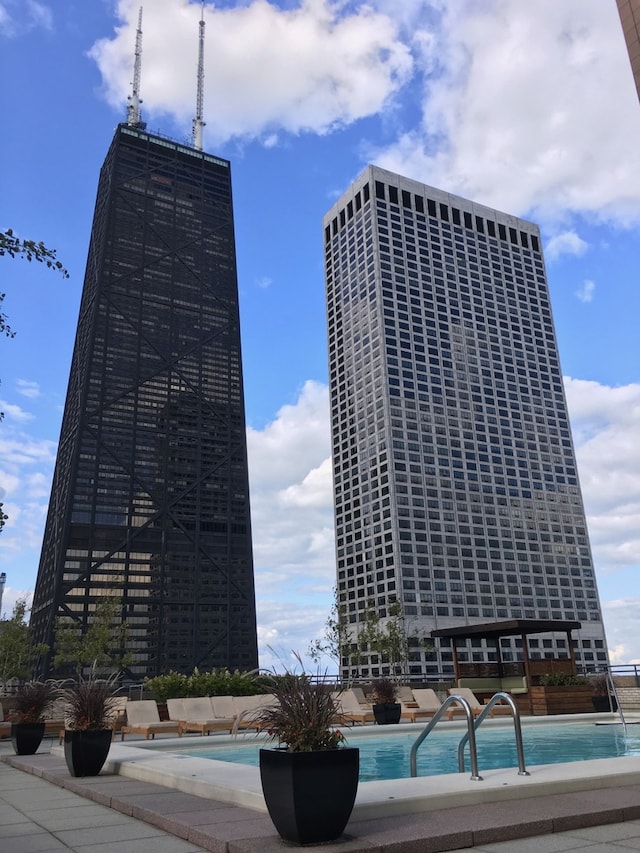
[431,618,582,715]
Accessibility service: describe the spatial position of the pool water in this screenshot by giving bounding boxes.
[172,723,640,781]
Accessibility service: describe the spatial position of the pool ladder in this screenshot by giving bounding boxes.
[409,692,530,781]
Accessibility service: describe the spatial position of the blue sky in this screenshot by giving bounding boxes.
[1,0,639,670]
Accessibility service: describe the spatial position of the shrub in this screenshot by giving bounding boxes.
[254,673,344,752]
[11,681,59,723]
[587,673,610,696]
[538,673,589,687]
[371,677,398,704]
[63,673,120,730]
[144,671,189,702]
[145,667,262,701]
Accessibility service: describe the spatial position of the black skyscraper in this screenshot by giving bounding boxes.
[31,124,258,677]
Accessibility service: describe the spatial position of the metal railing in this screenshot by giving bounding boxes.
[409,695,482,781]
[456,692,529,777]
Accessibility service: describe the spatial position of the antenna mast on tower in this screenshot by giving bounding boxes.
[127,7,145,128]
[192,1,206,150]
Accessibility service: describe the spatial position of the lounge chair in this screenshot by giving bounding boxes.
[396,686,415,704]
[44,698,68,737]
[166,697,186,723]
[348,686,372,707]
[109,696,129,733]
[179,696,235,736]
[332,690,375,725]
[120,700,182,740]
[402,688,468,722]
[232,694,276,733]
[448,687,512,717]
[401,688,442,723]
[210,695,237,720]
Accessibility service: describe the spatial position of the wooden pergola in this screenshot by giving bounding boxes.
[431,618,582,714]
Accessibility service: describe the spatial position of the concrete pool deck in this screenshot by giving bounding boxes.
[3,716,640,852]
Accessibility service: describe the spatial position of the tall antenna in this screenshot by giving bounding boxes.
[192,1,206,150]
[127,7,145,128]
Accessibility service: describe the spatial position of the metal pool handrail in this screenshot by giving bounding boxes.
[606,671,627,733]
[409,694,482,781]
[457,691,529,777]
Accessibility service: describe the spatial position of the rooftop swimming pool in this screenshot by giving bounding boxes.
[156,721,640,781]
[105,716,640,819]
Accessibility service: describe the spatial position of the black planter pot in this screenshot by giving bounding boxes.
[259,747,359,845]
[592,695,618,712]
[64,729,112,777]
[11,722,45,755]
[373,702,402,725]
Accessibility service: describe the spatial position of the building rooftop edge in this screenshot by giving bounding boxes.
[117,123,230,169]
[324,163,541,234]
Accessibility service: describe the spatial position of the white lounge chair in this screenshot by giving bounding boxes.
[400,688,442,723]
[120,700,182,740]
[333,690,375,725]
[179,696,235,736]
[448,687,512,717]
[232,694,277,733]
[396,686,415,704]
[348,686,372,707]
[166,697,186,722]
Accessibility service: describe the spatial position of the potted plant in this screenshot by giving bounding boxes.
[530,673,594,715]
[589,673,618,712]
[10,681,59,755]
[371,677,401,725]
[254,670,359,845]
[63,672,119,777]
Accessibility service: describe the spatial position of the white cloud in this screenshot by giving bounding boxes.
[0,429,56,575]
[247,379,330,489]
[256,275,272,289]
[0,0,52,36]
[26,0,52,30]
[545,230,589,261]
[0,434,57,471]
[601,599,640,666]
[90,0,413,145]
[281,456,332,509]
[15,380,40,399]
[256,600,330,672]
[371,0,640,227]
[564,379,640,578]
[0,401,34,422]
[0,6,13,35]
[247,380,336,663]
[575,279,595,303]
[0,587,33,621]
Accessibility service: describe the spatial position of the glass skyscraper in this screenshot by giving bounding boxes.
[324,165,608,681]
[31,124,258,678]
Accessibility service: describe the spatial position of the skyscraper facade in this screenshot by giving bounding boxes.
[31,124,258,678]
[323,165,608,681]
[617,0,640,102]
